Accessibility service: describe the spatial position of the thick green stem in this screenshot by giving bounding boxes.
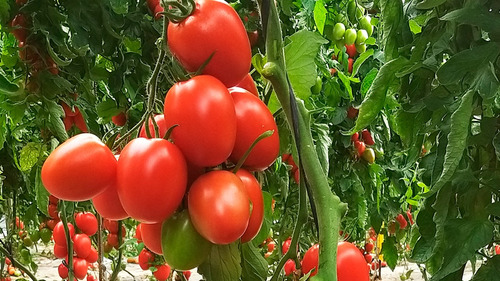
[60,201,74,281]
[0,244,38,281]
[259,1,347,280]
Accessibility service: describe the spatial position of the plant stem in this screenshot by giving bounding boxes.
[258,1,347,280]
[97,213,105,281]
[0,244,38,281]
[60,201,74,281]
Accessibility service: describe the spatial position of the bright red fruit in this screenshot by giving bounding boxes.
[75,212,98,236]
[284,259,296,276]
[48,204,58,219]
[167,0,251,87]
[53,243,68,259]
[10,14,27,42]
[112,112,127,126]
[396,214,408,229]
[229,87,279,171]
[188,170,250,244]
[58,263,68,279]
[135,224,143,243]
[234,73,258,96]
[49,195,59,205]
[141,222,163,255]
[92,165,129,221]
[348,58,354,73]
[73,234,91,258]
[138,248,155,270]
[345,44,357,58]
[53,222,75,246]
[139,114,168,139]
[117,138,187,223]
[365,242,374,253]
[153,264,171,281]
[351,132,359,142]
[364,253,373,263]
[282,237,292,255]
[164,75,236,167]
[103,219,119,233]
[347,106,359,119]
[361,129,375,145]
[86,246,98,263]
[73,258,88,280]
[237,169,264,243]
[107,233,119,248]
[301,244,319,277]
[354,141,366,156]
[41,134,116,201]
[406,210,414,225]
[495,245,500,255]
[183,271,191,279]
[267,241,275,253]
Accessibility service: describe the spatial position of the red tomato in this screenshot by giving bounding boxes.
[134,224,143,243]
[247,30,259,48]
[87,275,96,281]
[301,244,319,277]
[348,58,354,73]
[396,214,408,229]
[267,241,275,253]
[153,4,164,20]
[153,264,171,281]
[73,234,91,258]
[163,75,236,167]
[75,212,98,236]
[47,204,58,219]
[284,259,296,276]
[112,112,127,126]
[54,243,68,259]
[140,222,163,255]
[361,129,375,145]
[364,253,373,263]
[58,263,68,279]
[351,132,359,142]
[345,44,357,58]
[229,87,279,171]
[73,109,88,133]
[103,219,119,233]
[354,140,366,156]
[117,138,187,223]
[183,271,191,279]
[234,74,258,97]
[237,169,264,243]
[10,14,27,42]
[495,245,500,255]
[41,134,116,201]
[86,246,98,263]
[73,258,88,280]
[107,233,119,248]
[167,0,251,87]
[92,173,129,221]
[49,194,59,205]
[63,115,74,131]
[146,0,159,13]
[138,248,155,270]
[406,210,414,225]
[46,219,58,230]
[364,242,374,253]
[282,237,292,255]
[347,106,359,119]
[53,221,75,246]
[188,170,250,244]
[139,114,168,139]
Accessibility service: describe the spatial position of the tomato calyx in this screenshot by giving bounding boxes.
[162,0,196,23]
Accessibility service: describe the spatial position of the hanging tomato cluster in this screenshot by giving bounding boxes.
[102,219,126,252]
[351,129,376,163]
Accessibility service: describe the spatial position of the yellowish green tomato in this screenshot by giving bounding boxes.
[360,16,373,36]
[332,23,346,41]
[344,29,357,45]
[356,29,368,45]
[362,147,375,163]
[311,76,322,95]
[355,43,367,54]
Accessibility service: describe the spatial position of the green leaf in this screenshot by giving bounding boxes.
[471,256,500,281]
[44,98,69,141]
[441,7,500,33]
[379,0,404,61]
[351,49,374,77]
[337,71,353,101]
[241,242,267,281]
[313,0,327,35]
[19,143,44,172]
[109,0,129,14]
[416,0,446,9]
[350,57,409,133]
[409,19,422,34]
[0,71,20,93]
[0,115,6,151]
[285,30,328,101]
[0,0,9,23]
[36,167,50,217]
[430,90,474,194]
[485,203,500,217]
[381,236,398,270]
[312,123,331,175]
[494,132,500,161]
[430,219,494,280]
[360,68,378,98]
[198,243,242,281]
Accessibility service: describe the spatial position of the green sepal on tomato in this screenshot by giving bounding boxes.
[161,210,212,270]
[167,0,251,87]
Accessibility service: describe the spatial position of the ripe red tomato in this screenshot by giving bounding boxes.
[139,114,168,139]
[406,210,414,225]
[73,258,88,280]
[183,271,191,279]
[284,259,296,276]
[75,212,98,236]
[49,194,59,205]
[396,214,408,229]
[112,112,127,126]
[63,115,74,131]
[161,210,212,270]
[361,129,375,145]
[364,253,373,263]
[10,14,27,42]
[92,173,129,221]
[117,138,187,223]
[54,243,68,259]
[234,73,258,96]
[229,88,279,171]
[134,224,143,243]
[163,75,236,167]
[364,242,374,253]
[188,170,250,244]
[141,222,163,255]
[354,140,366,156]
[73,234,91,258]
[267,241,275,252]
[103,219,119,233]
[87,275,96,281]
[73,109,88,133]
[58,263,68,279]
[237,169,264,243]
[41,134,116,201]
[301,244,319,277]
[495,245,500,255]
[348,58,354,73]
[46,219,58,230]
[153,264,171,281]
[282,237,293,255]
[167,0,251,87]
[345,44,357,58]
[337,242,370,281]
[138,248,155,270]
[107,233,119,248]
[347,106,359,119]
[86,246,98,263]
[247,30,259,48]
[48,204,58,219]
[53,221,75,246]
[351,132,359,142]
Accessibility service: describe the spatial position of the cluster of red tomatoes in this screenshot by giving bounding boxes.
[61,101,88,133]
[101,219,126,253]
[53,212,99,280]
[388,210,414,235]
[2,257,20,280]
[351,129,376,163]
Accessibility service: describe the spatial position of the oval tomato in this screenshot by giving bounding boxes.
[236,170,264,243]
[284,259,296,276]
[140,222,163,255]
[103,219,119,234]
[139,114,168,139]
[345,44,357,58]
[73,234,91,258]
[117,138,187,223]
[41,134,116,201]
[188,170,250,244]
[138,248,155,270]
[73,258,88,280]
[163,75,236,167]
[337,242,370,281]
[167,0,251,87]
[234,73,258,96]
[48,204,58,219]
[53,221,75,247]
[161,210,212,270]
[10,14,27,42]
[86,246,98,263]
[229,87,279,171]
[54,243,68,259]
[58,263,68,279]
[153,264,171,281]
[92,156,129,220]
[112,112,127,126]
[332,22,346,41]
[301,244,319,277]
[75,212,98,236]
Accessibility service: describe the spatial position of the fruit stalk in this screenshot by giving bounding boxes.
[258,0,347,280]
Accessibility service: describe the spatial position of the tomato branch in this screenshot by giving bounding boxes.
[0,243,38,281]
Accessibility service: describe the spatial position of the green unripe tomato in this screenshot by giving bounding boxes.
[40,228,52,244]
[356,6,365,20]
[335,39,345,50]
[356,29,369,45]
[355,43,367,54]
[311,76,322,95]
[161,210,212,270]
[30,231,41,242]
[347,1,357,21]
[360,16,373,36]
[332,23,346,41]
[344,29,357,45]
[335,13,347,25]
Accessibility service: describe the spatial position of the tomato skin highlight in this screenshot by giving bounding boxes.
[141,222,163,255]
[237,169,264,243]
[161,210,212,270]
[42,134,116,201]
[164,75,236,167]
[167,0,251,87]
[188,170,250,244]
[117,138,187,223]
[229,87,279,171]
